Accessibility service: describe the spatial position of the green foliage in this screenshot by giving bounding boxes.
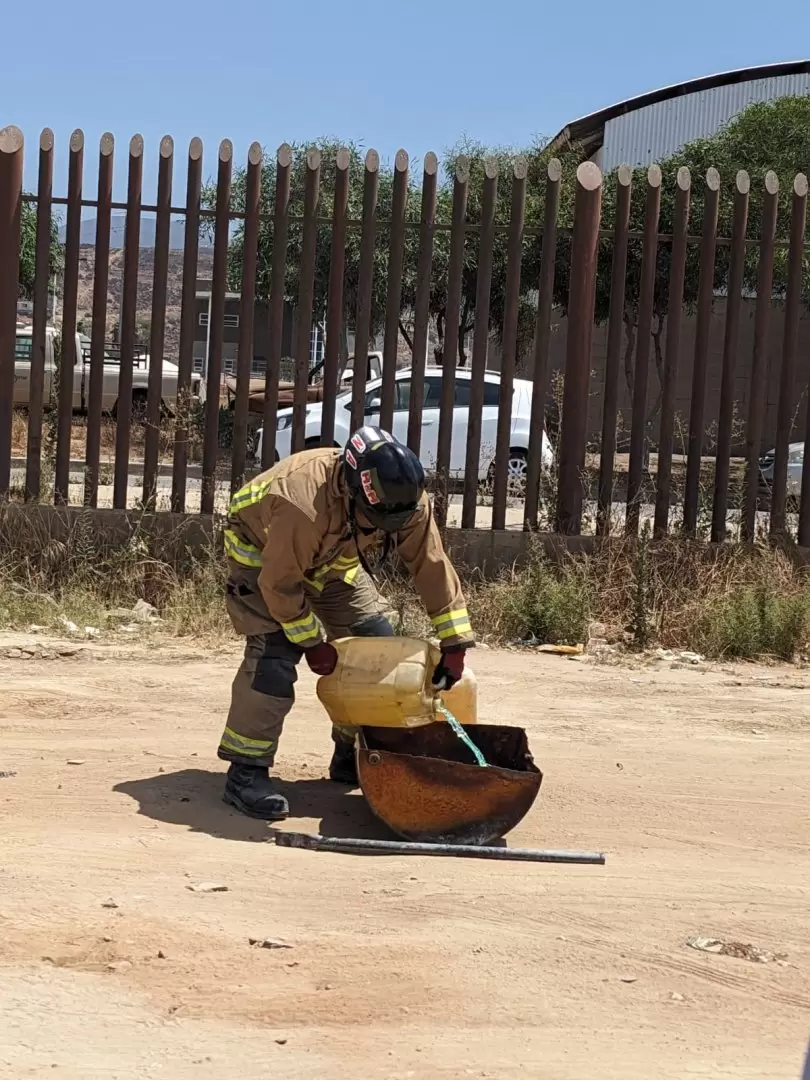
[19,201,63,300]
[693,584,810,660]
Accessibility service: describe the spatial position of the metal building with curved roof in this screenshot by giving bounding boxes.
[548,60,810,170]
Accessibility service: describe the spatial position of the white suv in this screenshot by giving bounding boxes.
[255,366,553,486]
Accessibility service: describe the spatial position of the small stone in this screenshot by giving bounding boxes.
[249,937,293,950]
[187,882,228,893]
[67,759,86,766]
[102,935,113,943]
[669,991,684,1002]
[132,599,161,623]
[620,977,638,984]
[58,617,80,635]
[107,960,132,973]
[101,898,119,909]
[274,1038,287,1046]
[7,648,23,659]
[157,949,168,959]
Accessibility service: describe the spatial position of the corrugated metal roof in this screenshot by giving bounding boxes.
[601,72,810,169]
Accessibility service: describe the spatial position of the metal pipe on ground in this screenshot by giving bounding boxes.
[274,831,606,864]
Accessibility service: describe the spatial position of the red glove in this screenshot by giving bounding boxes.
[304,641,338,676]
[432,648,467,691]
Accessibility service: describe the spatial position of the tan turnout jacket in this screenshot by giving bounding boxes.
[224,448,473,650]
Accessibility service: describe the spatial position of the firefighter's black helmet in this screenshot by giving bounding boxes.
[343,426,425,532]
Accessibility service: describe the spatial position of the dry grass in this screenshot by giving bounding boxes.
[2,506,810,662]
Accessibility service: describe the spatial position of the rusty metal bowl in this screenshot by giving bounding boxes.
[357,723,542,845]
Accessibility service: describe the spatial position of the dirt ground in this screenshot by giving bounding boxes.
[1,634,809,1080]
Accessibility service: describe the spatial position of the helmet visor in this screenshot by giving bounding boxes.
[358,501,420,533]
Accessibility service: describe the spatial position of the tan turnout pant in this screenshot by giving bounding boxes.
[218,561,393,767]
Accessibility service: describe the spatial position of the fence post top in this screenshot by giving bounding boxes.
[277,143,293,168]
[424,151,438,176]
[546,157,562,183]
[706,167,720,191]
[0,124,24,153]
[248,141,262,165]
[336,147,351,171]
[189,136,203,161]
[764,170,779,195]
[99,132,114,157]
[646,163,662,188]
[616,163,632,186]
[484,156,499,180]
[513,157,528,181]
[306,146,321,170]
[160,135,174,159]
[39,128,54,152]
[364,149,379,173]
[794,173,808,198]
[394,148,408,172]
[676,166,691,190]
[455,155,470,183]
[129,134,144,158]
[218,139,233,163]
[576,160,602,190]
[735,169,750,195]
[69,129,84,153]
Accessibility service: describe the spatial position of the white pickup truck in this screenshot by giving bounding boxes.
[13,326,201,418]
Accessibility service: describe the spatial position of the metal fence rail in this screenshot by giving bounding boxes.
[1,123,810,541]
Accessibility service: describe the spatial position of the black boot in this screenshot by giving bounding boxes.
[223,763,289,820]
[329,740,359,786]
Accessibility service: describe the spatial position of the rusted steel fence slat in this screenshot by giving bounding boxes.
[774,174,808,536]
[625,165,662,537]
[524,159,561,529]
[230,142,262,492]
[596,165,632,536]
[201,140,233,515]
[797,180,810,543]
[742,173,779,541]
[555,163,603,535]
[171,137,203,513]
[84,133,115,508]
[407,153,438,456]
[711,171,750,543]
[379,150,409,431]
[54,130,85,505]
[261,145,292,469]
[434,159,469,529]
[113,136,144,509]
[141,136,174,510]
[653,168,691,538]
[26,129,54,501]
[321,148,350,448]
[683,169,721,536]
[461,162,499,530]
[492,160,527,531]
[350,150,380,432]
[0,125,24,498]
[292,149,321,455]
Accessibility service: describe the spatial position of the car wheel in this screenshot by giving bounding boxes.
[486,449,529,497]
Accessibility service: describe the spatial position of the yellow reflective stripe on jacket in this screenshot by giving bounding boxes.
[219,726,276,759]
[229,477,273,514]
[306,555,361,592]
[223,528,263,568]
[432,608,473,640]
[280,611,324,646]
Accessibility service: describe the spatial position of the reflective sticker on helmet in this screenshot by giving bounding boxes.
[382,430,394,442]
[344,448,357,470]
[351,433,366,453]
[361,469,380,505]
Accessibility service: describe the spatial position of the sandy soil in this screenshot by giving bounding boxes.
[1,634,809,1079]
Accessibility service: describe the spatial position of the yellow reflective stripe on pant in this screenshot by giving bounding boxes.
[219,726,276,759]
[229,477,273,514]
[281,611,324,646]
[223,528,263,568]
[431,607,473,641]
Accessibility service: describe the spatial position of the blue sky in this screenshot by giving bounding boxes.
[3,0,808,200]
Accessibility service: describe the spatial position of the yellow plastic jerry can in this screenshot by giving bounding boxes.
[316,636,477,729]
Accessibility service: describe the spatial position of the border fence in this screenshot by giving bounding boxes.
[1,125,809,541]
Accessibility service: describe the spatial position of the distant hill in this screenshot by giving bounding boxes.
[60,214,212,251]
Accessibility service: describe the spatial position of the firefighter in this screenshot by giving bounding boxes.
[218,425,474,820]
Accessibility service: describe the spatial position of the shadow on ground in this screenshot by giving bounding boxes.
[114,768,392,843]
